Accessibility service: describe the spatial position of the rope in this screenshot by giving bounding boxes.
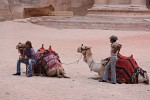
[62,55,82,65]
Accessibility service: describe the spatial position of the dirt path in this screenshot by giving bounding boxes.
[0,21,150,100]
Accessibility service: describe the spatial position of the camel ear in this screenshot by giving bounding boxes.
[49,45,51,49]
[81,44,84,48]
[42,44,44,48]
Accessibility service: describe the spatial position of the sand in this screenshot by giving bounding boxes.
[0,21,150,100]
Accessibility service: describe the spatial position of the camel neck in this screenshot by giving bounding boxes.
[86,55,95,70]
[85,54,101,73]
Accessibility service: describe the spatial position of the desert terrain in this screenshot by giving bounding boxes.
[0,21,150,100]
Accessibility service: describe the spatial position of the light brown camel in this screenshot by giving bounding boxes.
[77,45,105,80]
[77,45,149,84]
[36,45,70,78]
[23,4,55,18]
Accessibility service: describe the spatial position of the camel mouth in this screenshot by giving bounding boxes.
[77,47,82,53]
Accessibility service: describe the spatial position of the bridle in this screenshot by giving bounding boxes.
[80,44,90,56]
[80,45,94,70]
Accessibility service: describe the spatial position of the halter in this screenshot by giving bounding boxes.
[89,60,94,71]
[80,46,90,56]
[80,46,94,70]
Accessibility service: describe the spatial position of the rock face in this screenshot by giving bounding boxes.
[0,0,12,21]
[71,0,94,16]
[1,0,148,21]
[108,0,130,5]
[0,0,94,20]
[12,0,72,19]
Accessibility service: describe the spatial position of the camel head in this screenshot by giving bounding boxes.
[77,44,92,62]
[77,44,91,55]
[136,68,149,85]
[16,42,26,55]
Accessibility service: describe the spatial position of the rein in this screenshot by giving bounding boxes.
[89,60,94,71]
[62,55,82,65]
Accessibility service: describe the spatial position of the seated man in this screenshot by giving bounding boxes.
[13,41,37,77]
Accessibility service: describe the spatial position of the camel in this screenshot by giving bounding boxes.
[77,45,105,80]
[16,42,26,56]
[77,44,149,84]
[23,4,55,18]
[35,45,70,78]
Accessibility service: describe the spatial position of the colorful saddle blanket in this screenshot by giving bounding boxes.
[42,52,62,70]
[105,53,139,83]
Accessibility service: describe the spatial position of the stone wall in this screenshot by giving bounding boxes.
[108,0,130,5]
[0,0,12,21]
[147,0,150,8]
[1,0,149,21]
[71,0,94,16]
[0,0,93,20]
[10,0,72,19]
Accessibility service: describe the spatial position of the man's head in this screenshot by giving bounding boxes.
[109,35,118,43]
[25,41,32,49]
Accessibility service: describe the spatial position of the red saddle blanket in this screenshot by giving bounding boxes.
[106,53,139,83]
[43,53,62,69]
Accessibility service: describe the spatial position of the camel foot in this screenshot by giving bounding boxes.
[89,77,101,80]
[63,75,70,79]
[58,75,63,78]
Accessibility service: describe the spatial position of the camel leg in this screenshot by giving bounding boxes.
[56,66,63,78]
[58,67,70,78]
[145,74,149,85]
[98,65,105,80]
[147,75,149,85]
[89,76,101,80]
[46,67,57,77]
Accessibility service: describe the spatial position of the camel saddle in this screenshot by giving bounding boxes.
[104,53,139,84]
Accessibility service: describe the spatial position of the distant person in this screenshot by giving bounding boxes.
[13,41,36,77]
[100,35,122,84]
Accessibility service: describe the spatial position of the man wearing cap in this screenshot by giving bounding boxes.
[13,41,36,77]
[100,35,122,84]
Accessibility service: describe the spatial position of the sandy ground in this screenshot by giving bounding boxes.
[0,21,150,100]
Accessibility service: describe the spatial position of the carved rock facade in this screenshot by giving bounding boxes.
[0,0,93,20]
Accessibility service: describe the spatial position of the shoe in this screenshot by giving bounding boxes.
[27,74,32,77]
[111,82,116,84]
[13,73,20,75]
[108,81,116,84]
[99,79,107,82]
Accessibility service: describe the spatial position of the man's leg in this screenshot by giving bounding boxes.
[102,61,111,81]
[13,59,28,75]
[27,59,36,76]
[110,56,117,84]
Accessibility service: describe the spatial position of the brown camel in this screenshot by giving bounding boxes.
[77,45,106,79]
[35,45,70,78]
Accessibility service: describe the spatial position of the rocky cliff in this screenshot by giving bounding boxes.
[0,0,12,21]
[0,0,93,21]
